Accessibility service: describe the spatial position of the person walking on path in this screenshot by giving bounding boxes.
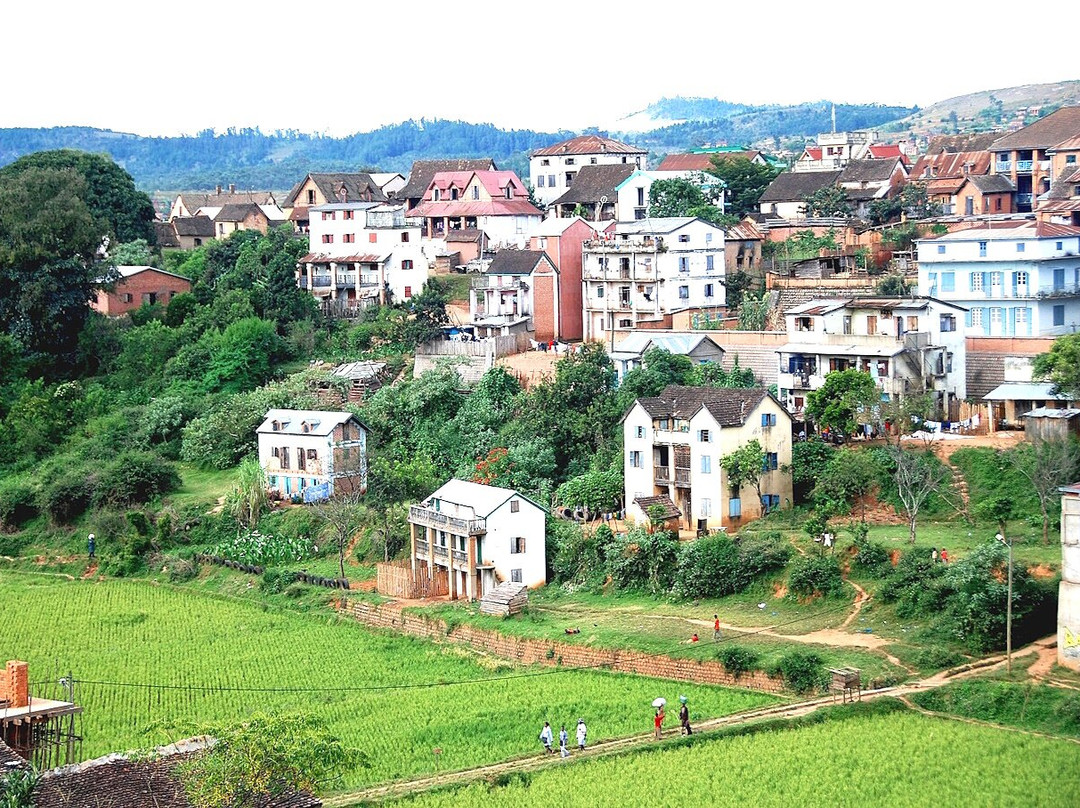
[539,721,554,754]
[576,718,587,751]
[940,548,950,564]
[654,707,665,740]
[713,614,721,642]
[87,533,96,560]
[931,548,939,563]
[679,698,692,736]
[559,725,569,758]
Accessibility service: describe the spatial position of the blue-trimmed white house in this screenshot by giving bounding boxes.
[257,409,368,500]
[916,221,1080,336]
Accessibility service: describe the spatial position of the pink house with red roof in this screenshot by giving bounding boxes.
[406,170,542,248]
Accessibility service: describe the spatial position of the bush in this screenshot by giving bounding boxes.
[910,645,965,672]
[261,568,299,594]
[768,651,826,695]
[850,536,891,576]
[674,532,791,600]
[787,555,845,600]
[0,477,38,528]
[604,527,678,594]
[39,469,94,524]
[879,550,946,617]
[93,452,180,508]
[154,554,198,583]
[717,646,760,679]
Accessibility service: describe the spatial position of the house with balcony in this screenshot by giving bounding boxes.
[1039,150,1080,227]
[408,479,546,601]
[397,159,498,211]
[468,249,559,339]
[530,135,647,207]
[282,172,390,232]
[169,186,279,220]
[407,170,541,249]
[916,221,1080,336]
[298,202,428,307]
[581,218,727,343]
[548,164,635,221]
[256,409,368,500]
[989,107,1080,213]
[527,217,606,342]
[608,331,725,382]
[908,138,1016,216]
[836,158,909,218]
[776,297,968,421]
[792,131,885,172]
[614,170,726,222]
[623,386,792,533]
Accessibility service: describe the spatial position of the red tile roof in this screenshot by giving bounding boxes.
[532,135,645,157]
[407,200,542,218]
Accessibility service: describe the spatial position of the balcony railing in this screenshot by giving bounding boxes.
[452,549,467,564]
[655,466,670,483]
[471,276,525,290]
[1016,160,1034,173]
[674,467,690,486]
[415,539,429,555]
[433,545,448,558]
[409,505,487,535]
[312,276,332,288]
[584,237,661,252]
[1036,282,1080,298]
[1017,193,1034,206]
[995,161,1012,173]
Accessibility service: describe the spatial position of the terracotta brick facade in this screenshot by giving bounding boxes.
[0,660,29,708]
[93,268,192,316]
[341,602,785,694]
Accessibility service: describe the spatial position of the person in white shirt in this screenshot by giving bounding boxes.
[539,721,554,754]
[576,718,587,750]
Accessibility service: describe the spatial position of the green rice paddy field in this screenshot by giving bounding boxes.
[380,704,1080,808]
[0,573,775,788]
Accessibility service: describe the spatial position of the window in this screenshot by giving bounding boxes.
[432,188,440,201]
[590,157,598,164]
[321,211,335,221]
[937,244,946,254]
[698,429,711,442]
[977,240,987,257]
[565,172,576,186]
[637,187,645,207]
[548,174,555,187]
[705,232,713,243]
[1057,241,1064,250]
[297,447,306,471]
[537,175,545,187]
[729,498,742,518]
[990,307,1003,329]
[402,259,414,270]
[941,272,955,292]
[1017,242,1026,253]
[565,157,575,165]
[700,498,711,518]
[843,315,852,335]
[704,283,714,298]
[1069,155,1078,165]
[678,257,689,272]
[761,413,777,428]
[866,315,878,334]
[619,318,632,328]
[1054,267,1066,290]
[307,189,316,205]
[706,255,715,272]
[635,426,645,439]
[762,494,781,513]
[307,449,317,461]
[763,452,779,471]
[596,286,604,298]
[701,455,712,473]
[541,158,550,166]
[972,308,984,327]
[280,447,290,470]
[795,316,813,332]
[1054,305,1066,326]
[678,234,690,243]
[122,292,133,303]
[629,450,643,468]
[505,186,513,199]
[342,233,355,243]
[510,499,520,513]
[1015,270,1028,288]
[1016,307,1030,331]
[401,232,409,242]
[321,234,334,244]
[343,210,354,220]
[971,272,984,292]
[403,286,412,298]
[907,316,919,331]
[511,569,523,583]
[511,536,526,554]
[940,314,956,332]
[368,233,377,243]
[678,285,689,299]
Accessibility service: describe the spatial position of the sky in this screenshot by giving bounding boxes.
[4,1,1077,138]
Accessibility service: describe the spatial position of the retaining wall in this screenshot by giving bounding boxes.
[340,601,785,694]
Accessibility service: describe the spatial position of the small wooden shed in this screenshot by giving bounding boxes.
[480,583,529,617]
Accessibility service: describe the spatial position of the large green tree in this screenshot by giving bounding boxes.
[805,369,879,435]
[647,177,723,223]
[1034,333,1080,399]
[0,167,109,360]
[706,156,780,218]
[0,149,156,244]
[802,185,853,218]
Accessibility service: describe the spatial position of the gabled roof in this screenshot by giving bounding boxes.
[611,217,713,236]
[758,170,842,203]
[214,202,268,222]
[530,216,602,237]
[910,150,992,182]
[486,249,556,276]
[633,495,681,520]
[924,220,1080,241]
[532,135,645,157]
[551,164,635,205]
[838,158,903,184]
[426,170,529,199]
[614,331,724,357]
[283,173,388,207]
[422,478,543,517]
[657,150,762,171]
[925,133,1002,155]
[112,265,192,283]
[446,228,485,243]
[257,409,366,437]
[153,221,181,248]
[989,107,1080,151]
[635,385,771,427]
[174,189,277,212]
[983,382,1069,401]
[725,220,765,241]
[398,159,497,200]
[866,144,906,161]
[967,174,1015,193]
[172,215,215,237]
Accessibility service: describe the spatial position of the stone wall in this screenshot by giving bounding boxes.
[340,602,786,694]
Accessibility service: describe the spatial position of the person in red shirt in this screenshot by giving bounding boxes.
[654,707,665,740]
[714,614,722,642]
[940,548,950,564]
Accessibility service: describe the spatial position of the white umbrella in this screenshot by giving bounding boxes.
[652,697,666,708]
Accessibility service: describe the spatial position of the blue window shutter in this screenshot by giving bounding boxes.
[965,309,973,327]
[762,454,768,472]
[982,272,989,294]
[1026,308,1033,335]
[982,308,990,333]
[729,498,741,518]
[761,413,768,427]
[1008,308,1016,335]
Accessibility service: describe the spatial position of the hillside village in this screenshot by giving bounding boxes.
[4,104,1080,805]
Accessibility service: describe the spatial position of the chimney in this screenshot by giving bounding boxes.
[2,660,29,708]
[216,185,222,195]
[229,183,236,193]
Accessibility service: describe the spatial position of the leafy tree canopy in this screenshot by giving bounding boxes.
[647,177,723,223]
[1033,333,1080,399]
[802,185,853,218]
[805,369,879,435]
[706,156,780,218]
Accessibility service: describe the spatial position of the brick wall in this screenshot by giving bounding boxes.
[341,602,785,694]
[93,269,192,316]
[1,660,29,708]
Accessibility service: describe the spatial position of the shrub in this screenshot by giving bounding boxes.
[0,477,38,528]
[93,452,180,508]
[768,651,826,694]
[604,528,678,594]
[911,645,965,672]
[787,555,845,600]
[261,569,298,594]
[154,554,198,583]
[39,469,94,524]
[879,550,946,617]
[717,646,760,679]
[674,532,791,600]
[851,536,890,576]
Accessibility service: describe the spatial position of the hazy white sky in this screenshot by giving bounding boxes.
[4,1,1075,137]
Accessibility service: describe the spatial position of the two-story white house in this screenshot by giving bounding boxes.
[917,221,1080,336]
[468,249,559,338]
[582,217,727,343]
[256,409,368,500]
[623,386,793,533]
[776,297,968,421]
[298,202,429,305]
[408,479,546,601]
[530,135,648,207]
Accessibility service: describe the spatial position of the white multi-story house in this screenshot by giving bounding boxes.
[530,135,647,206]
[916,221,1080,336]
[581,218,726,343]
[298,202,428,305]
[256,409,368,500]
[615,170,725,222]
[623,386,793,532]
[776,297,968,421]
[408,479,546,601]
[468,250,559,338]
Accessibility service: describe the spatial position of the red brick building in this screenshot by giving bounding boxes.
[92,266,192,316]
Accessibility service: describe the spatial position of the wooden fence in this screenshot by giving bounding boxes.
[376,561,449,599]
[416,333,527,359]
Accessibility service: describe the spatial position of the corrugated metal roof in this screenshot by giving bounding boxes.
[532,135,645,157]
[1023,406,1080,418]
[982,382,1067,401]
